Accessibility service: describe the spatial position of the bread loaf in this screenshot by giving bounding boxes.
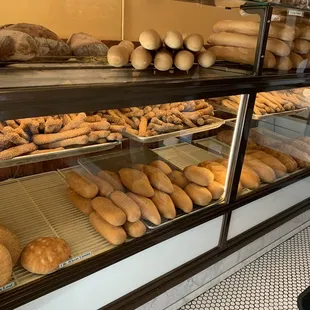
[139,29,161,50]
[154,48,173,71]
[174,50,194,71]
[130,46,152,70]
[151,160,172,175]
[152,189,176,219]
[0,225,21,267]
[0,244,12,286]
[184,33,204,52]
[208,32,290,57]
[97,170,124,192]
[290,52,306,68]
[5,23,71,56]
[123,221,146,238]
[184,183,212,206]
[107,45,129,67]
[297,24,310,40]
[213,20,296,41]
[142,165,174,194]
[208,46,276,68]
[91,197,126,226]
[127,192,161,225]
[119,168,154,197]
[86,174,114,197]
[0,29,37,61]
[164,30,183,49]
[170,184,193,213]
[89,212,127,245]
[207,181,224,200]
[197,50,216,68]
[66,188,92,215]
[293,39,310,54]
[21,237,70,274]
[183,165,214,186]
[67,32,108,56]
[244,157,276,183]
[66,171,98,199]
[118,40,135,55]
[274,56,293,71]
[168,170,189,189]
[110,191,141,223]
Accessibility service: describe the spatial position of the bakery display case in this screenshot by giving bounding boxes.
[1,1,310,310]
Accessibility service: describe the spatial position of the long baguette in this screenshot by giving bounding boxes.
[208,32,290,57]
[208,46,276,68]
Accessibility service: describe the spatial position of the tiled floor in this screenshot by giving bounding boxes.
[181,226,310,310]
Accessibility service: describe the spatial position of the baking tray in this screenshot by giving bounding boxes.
[211,102,308,120]
[78,144,225,230]
[0,141,121,169]
[122,117,224,143]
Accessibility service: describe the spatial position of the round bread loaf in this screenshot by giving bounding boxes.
[164,30,183,49]
[0,224,21,266]
[0,243,12,287]
[174,50,194,71]
[107,45,129,67]
[139,29,162,50]
[130,46,152,70]
[154,48,173,71]
[21,237,71,274]
[184,33,204,52]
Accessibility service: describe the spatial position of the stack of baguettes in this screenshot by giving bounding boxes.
[207,20,304,70]
[294,23,310,68]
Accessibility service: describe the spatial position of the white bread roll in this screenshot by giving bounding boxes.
[197,50,216,68]
[208,46,276,68]
[174,50,194,71]
[208,32,290,57]
[118,40,135,55]
[164,30,183,49]
[130,46,152,69]
[184,33,204,52]
[139,29,161,50]
[107,45,129,67]
[154,48,173,71]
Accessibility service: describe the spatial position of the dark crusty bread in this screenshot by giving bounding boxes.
[0,29,37,61]
[3,23,71,57]
[67,32,108,56]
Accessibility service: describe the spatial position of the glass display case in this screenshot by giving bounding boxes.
[1,1,310,309]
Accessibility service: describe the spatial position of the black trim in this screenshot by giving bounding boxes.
[102,197,310,310]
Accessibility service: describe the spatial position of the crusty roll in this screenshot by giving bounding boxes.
[184,183,212,206]
[110,191,141,223]
[123,221,146,238]
[168,170,189,189]
[91,197,127,226]
[208,46,276,68]
[151,189,176,219]
[244,157,276,183]
[183,165,214,186]
[66,171,98,199]
[164,30,183,50]
[119,168,154,197]
[107,45,129,67]
[184,33,204,52]
[130,46,152,70]
[197,50,216,68]
[207,181,224,200]
[213,20,296,41]
[151,160,172,175]
[127,192,161,225]
[174,50,194,71]
[89,212,127,245]
[0,225,21,267]
[0,244,12,286]
[139,29,161,50]
[142,165,174,194]
[208,32,290,57]
[66,188,92,215]
[290,52,306,68]
[170,184,193,213]
[154,48,173,71]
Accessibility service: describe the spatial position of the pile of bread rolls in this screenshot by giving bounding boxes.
[208,19,308,71]
[108,29,216,71]
[210,88,310,116]
[65,160,227,245]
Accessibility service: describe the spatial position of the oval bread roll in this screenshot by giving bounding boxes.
[207,181,224,200]
[184,33,204,52]
[197,50,216,68]
[152,189,176,219]
[183,165,214,186]
[107,45,129,67]
[151,160,172,175]
[290,52,306,68]
[91,197,126,226]
[119,168,154,197]
[213,20,296,41]
[127,192,161,225]
[89,212,127,245]
[66,188,92,215]
[293,39,310,54]
[124,221,146,238]
[168,170,189,189]
[118,40,134,55]
[133,164,145,171]
[130,46,152,70]
[86,174,113,197]
[0,225,21,267]
[0,244,12,286]
[154,48,173,71]
[184,183,212,206]
[142,165,174,194]
[274,56,292,71]
[170,184,193,213]
[139,29,161,50]
[174,50,194,71]
[164,30,183,49]
[244,157,276,183]
[66,171,98,199]
[208,32,290,57]
[110,191,141,223]
[209,46,276,68]
[97,170,124,192]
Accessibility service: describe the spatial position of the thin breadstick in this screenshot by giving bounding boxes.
[63,114,72,126]
[80,121,110,131]
[5,120,18,129]
[88,130,110,142]
[42,135,89,149]
[107,133,122,141]
[33,127,91,145]
[60,113,86,132]
[110,125,126,133]
[0,143,37,160]
[138,116,148,137]
[114,110,135,128]
[86,115,101,123]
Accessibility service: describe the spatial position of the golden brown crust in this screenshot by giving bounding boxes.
[0,244,12,286]
[0,224,21,266]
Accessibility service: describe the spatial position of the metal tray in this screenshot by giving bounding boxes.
[0,141,121,169]
[211,103,308,120]
[122,117,224,143]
